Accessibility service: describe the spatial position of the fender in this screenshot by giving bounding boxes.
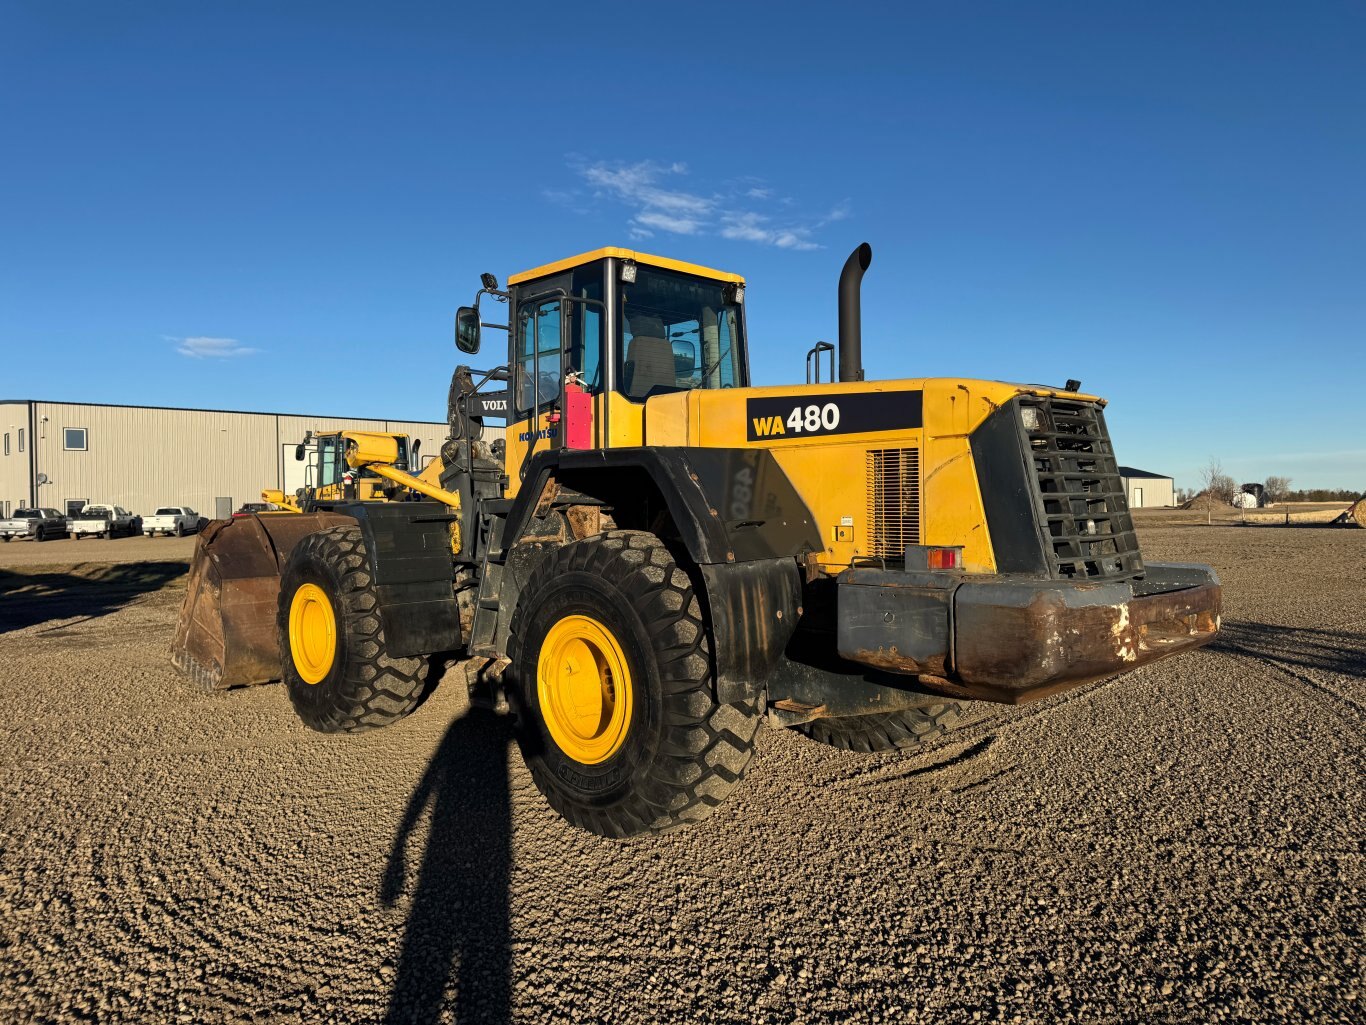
[506,447,821,565]
[330,500,462,658]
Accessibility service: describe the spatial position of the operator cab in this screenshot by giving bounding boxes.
[456,248,747,477]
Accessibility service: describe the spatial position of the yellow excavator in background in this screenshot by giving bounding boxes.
[173,243,1220,839]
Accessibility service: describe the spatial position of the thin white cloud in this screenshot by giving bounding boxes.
[567,158,849,251]
[634,210,703,235]
[174,336,259,359]
[719,211,820,251]
[581,160,715,218]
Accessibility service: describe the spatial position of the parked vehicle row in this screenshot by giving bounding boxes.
[0,503,211,542]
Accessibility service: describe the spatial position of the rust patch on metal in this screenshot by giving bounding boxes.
[954,581,1222,701]
[773,698,826,715]
[533,475,561,520]
[565,504,602,540]
[851,646,949,677]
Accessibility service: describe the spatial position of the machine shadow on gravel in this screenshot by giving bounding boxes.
[1211,620,1366,677]
[0,562,187,634]
[381,707,513,1025]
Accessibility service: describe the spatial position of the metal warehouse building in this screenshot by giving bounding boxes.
[1118,465,1175,509]
[0,399,500,520]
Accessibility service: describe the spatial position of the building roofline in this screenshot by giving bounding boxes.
[0,398,446,426]
[1117,466,1173,480]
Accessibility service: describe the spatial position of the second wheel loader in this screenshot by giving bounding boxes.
[173,243,1221,838]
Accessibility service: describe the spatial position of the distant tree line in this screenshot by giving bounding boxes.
[1282,487,1364,503]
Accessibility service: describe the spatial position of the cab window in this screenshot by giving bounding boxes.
[516,300,562,413]
[316,435,340,488]
[619,265,744,401]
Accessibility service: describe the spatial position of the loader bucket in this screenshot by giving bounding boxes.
[170,512,354,691]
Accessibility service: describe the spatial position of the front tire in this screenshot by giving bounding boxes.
[277,525,426,733]
[795,701,970,754]
[507,530,760,838]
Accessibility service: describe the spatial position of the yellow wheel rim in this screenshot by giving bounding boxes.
[288,582,337,685]
[537,614,633,765]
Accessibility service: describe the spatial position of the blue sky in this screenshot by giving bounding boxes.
[2,1,1363,490]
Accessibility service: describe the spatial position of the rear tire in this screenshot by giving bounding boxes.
[277,525,426,733]
[795,701,970,754]
[507,530,761,838]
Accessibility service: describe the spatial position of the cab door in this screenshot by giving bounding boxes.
[505,296,565,491]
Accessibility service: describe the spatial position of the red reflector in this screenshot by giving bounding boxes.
[927,548,962,570]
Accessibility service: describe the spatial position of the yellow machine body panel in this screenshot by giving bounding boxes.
[507,376,1104,573]
[684,377,1101,573]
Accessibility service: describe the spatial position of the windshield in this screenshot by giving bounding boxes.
[14,509,38,517]
[155,508,179,516]
[619,266,744,400]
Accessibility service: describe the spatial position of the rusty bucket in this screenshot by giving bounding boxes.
[170,512,353,691]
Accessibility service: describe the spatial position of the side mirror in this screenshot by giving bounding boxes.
[455,307,481,354]
[294,444,306,461]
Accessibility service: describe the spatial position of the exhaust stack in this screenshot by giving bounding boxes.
[838,242,872,382]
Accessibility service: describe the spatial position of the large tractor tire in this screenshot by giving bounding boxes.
[507,530,761,839]
[795,701,969,754]
[276,525,426,733]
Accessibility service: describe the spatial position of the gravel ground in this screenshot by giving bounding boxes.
[0,527,1361,1024]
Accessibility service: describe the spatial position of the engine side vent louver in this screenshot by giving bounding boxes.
[867,448,921,558]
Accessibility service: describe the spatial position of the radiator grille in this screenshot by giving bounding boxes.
[1021,397,1143,580]
[866,448,921,558]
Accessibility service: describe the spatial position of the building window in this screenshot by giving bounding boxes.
[64,427,87,451]
[2,433,8,456]
[17,428,23,452]
[66,499,88,517]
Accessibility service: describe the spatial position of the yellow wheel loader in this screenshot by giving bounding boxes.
[261,429,433,512]
[173,244,1221,838]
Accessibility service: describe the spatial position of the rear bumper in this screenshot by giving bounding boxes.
[0,527,35,538]
[837,563,1221,704]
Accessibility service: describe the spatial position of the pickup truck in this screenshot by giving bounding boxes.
[144,506,207,538]
[69,504,142,540]
[0,508,68,542]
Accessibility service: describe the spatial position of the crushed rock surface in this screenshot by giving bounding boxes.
[0,527,1361,1023]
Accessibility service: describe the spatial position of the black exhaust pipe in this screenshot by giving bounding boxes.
[838,242,872,382]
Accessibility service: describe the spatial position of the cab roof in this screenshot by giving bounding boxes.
[507,247,745,286]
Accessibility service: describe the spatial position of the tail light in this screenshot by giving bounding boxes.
[926,547,963,571]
